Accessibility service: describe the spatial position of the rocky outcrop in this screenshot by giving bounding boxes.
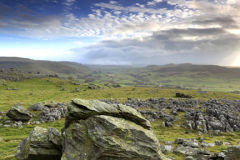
[64,98,151,130]
[6,105,32,121]
[16,99,169,160]
[62,115,167,160]
[62,99,168,160]
[15,127,62,160]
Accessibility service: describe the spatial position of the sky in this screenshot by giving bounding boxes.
[0,0,240,66]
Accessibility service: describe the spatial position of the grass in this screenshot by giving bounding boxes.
[1,77,240,159]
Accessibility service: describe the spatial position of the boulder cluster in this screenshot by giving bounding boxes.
[101,98,240,134]
[15,99,169,160]
[0,68,47,82]
[1,97,240,159]
[185,99,240,134]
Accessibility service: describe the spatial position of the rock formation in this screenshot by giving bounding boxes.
[6,105,32,121]
[15,127,62,160]
[16,99,169,160]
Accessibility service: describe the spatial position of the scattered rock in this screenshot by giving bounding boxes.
[185,156,195,160]
[215,140,221,146]
[6,105,32,121]
[174,145,202,156]
[3,124,11,127]
[174,138,198,148]
[28,102,44,111]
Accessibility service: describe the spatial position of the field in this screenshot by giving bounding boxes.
[1,77,240,159]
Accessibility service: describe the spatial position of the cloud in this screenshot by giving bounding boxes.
[76,25,240,65]
[74,41,83,45]
[94,3,168,14]
[109,1,117,4]
[192,17,238,29]
[63,0,76,6]
[0,4,61,32]
[147,0,163,6]
[1,0,240,66]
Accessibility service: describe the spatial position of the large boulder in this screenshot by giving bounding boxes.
[6,105,32,121]
[62,115,168,160]
[15,126,62,160]
[28,102,44,111]
[62,99,169,160]
[65,98,151,130]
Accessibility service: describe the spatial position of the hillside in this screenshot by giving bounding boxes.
[0,57,92,75]
[82,63,240,92]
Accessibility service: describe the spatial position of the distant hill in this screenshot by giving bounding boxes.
[141,64,240,79]
[0,57,92,75]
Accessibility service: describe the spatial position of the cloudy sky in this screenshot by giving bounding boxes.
[0,0,240,66]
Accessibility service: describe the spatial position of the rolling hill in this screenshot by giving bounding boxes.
[0,57,92,75]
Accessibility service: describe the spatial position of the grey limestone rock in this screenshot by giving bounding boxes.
[174,138,198,148]
[62,115,169,160]
[15,126,62,160]
[61,99,169,160]
[174,145,202,156]
[6,105,32,122]
[28,102,44,111]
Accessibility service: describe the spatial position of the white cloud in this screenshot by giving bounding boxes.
[94,3,168,14]
[109,1,117,4]
[113,11,121,15]
[67,0,75,2]
[63,0,76,6]
[147,0,163,6]
[74,42,83,45]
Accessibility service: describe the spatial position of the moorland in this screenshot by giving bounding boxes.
[1,57,240,159]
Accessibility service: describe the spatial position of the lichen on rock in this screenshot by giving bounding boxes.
[15,126,62,160]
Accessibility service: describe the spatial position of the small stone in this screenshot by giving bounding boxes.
[167,156,176,159]
[200,137,205,143]
[207,143,215,147]
[12,124,17,127]
[221,141,231,145]
[164,141,173,145]
[161,121,165,127]
[165,145,174,152]
[5,120,12,124]
[3,124,11,127]
[185,156,195,160]
[15,121,22,125]
[215,140,221,146]
[0,138,3,141]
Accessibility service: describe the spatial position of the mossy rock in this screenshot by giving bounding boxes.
[15,126,62,160]
[65,99,151,130]
[61,115,169,160]
[6,105,32,121]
